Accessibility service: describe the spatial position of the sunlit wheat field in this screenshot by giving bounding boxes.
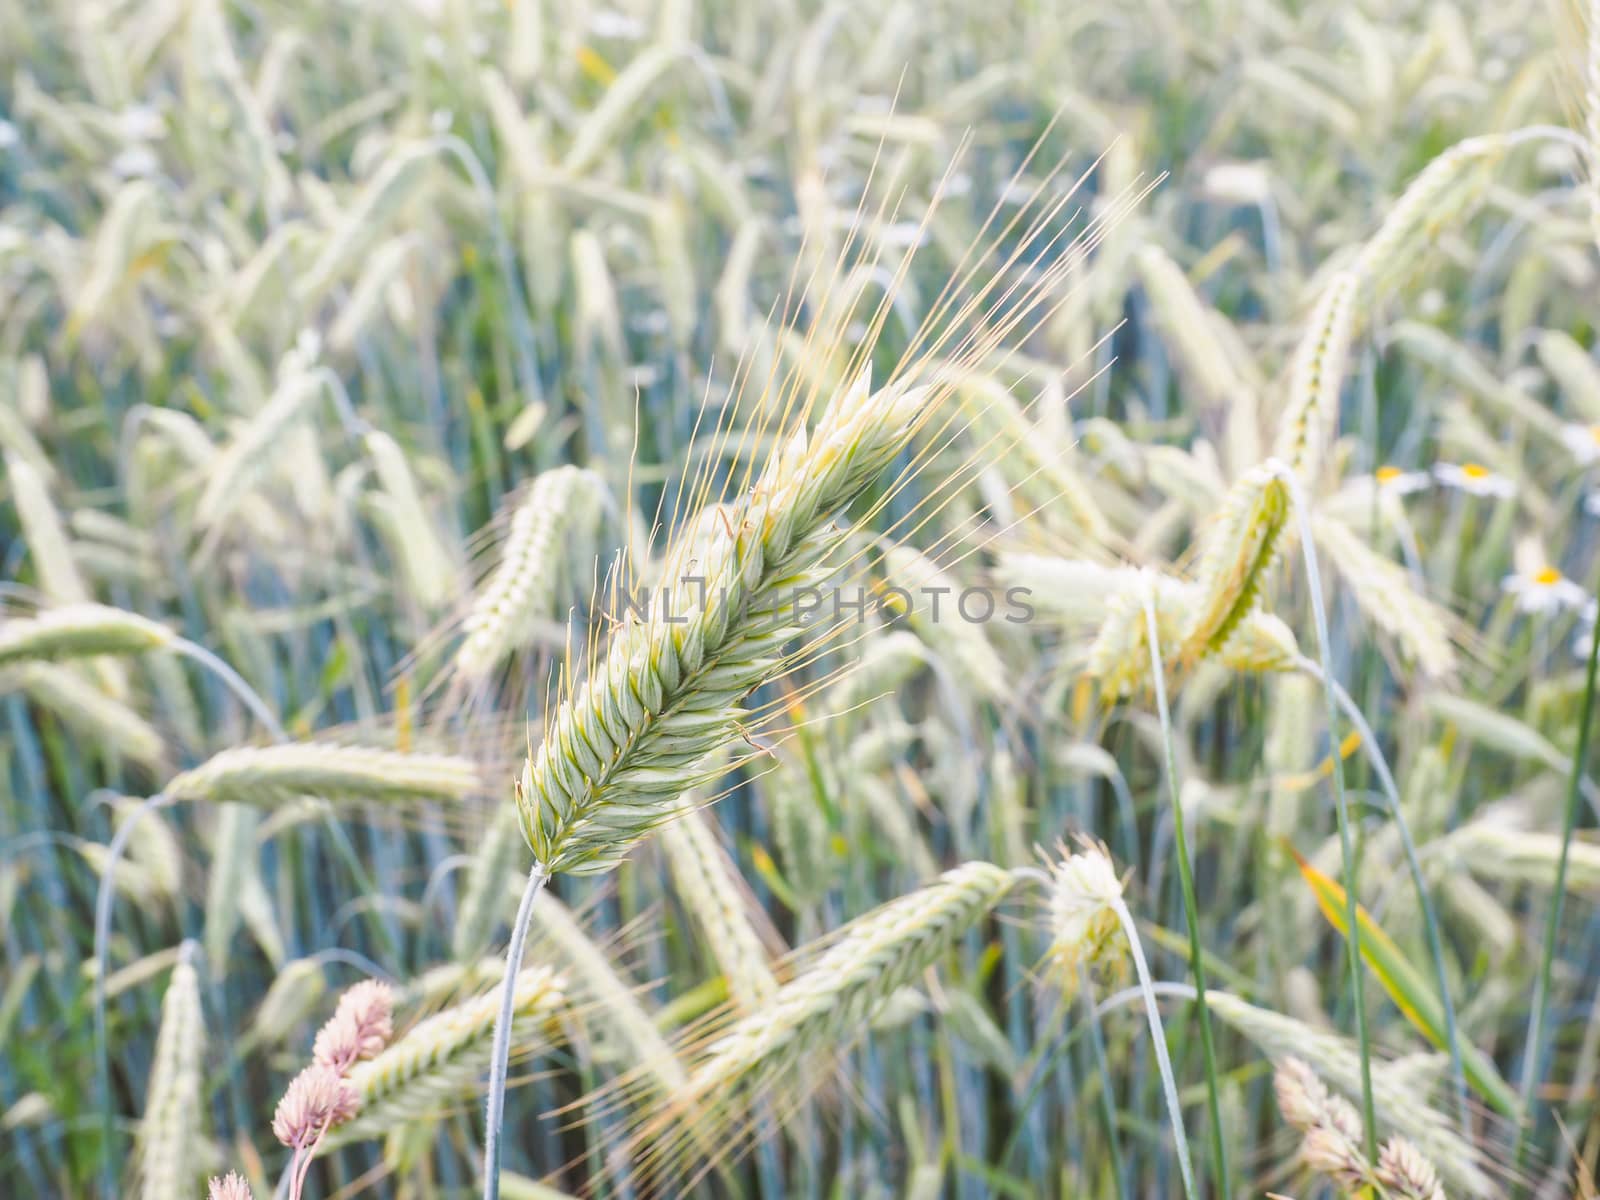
[3,1,1600,1197]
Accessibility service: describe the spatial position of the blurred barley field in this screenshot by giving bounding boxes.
[3,1,1600,1197]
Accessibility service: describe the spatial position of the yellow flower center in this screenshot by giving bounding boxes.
[1533,567,1562,587]
[1590,426,1600,446]
[1461,463,1489,479]
[1375,466,1402,483]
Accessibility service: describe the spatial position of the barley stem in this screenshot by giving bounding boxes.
[482,860,549,1200]
[1112,895,1196,1199]
[1140,585,1231,1198]
[169,638,286,742]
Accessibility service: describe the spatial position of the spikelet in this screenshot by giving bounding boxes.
[1208,991,1491,1196]
[454,466,604,683]
[297,142,439,302]
[1215,610,1300,673]
[1179,462,1290,660]
[135,947,204,1200]
[657,801,778,1014]
[1273,269,1357,483]
[1083,563,1305,698]
[517,367,928,876]
[312,980,396,1073]
[561,44,685,175]
[165,744,482,807]
[320,966,564,1150]
[107,799,183,903]
[273,1064,359,1149]
[1310,515,1457,678]
[1534,330,1600,423]
[0,604,173,667]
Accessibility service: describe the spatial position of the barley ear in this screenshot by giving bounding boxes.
[629,863,1016,1190]
[657,801,778,1014]
[1273,270,1357,483]
[1179,462,1290,661]
[134,943,204,1200]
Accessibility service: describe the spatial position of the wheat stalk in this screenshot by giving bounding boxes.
[0,604,174,666]
[165,743,482,806]
[363,428,457,612]
[485,363,941,1193]
[1029,839,1199,1197]
[134,943,203,1200]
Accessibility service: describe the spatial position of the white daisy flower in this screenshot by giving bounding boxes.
[1502,566,1589,616]
[1374,465,1430,495]
[1560,423,1600,466]
[1433,461,1515,499]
